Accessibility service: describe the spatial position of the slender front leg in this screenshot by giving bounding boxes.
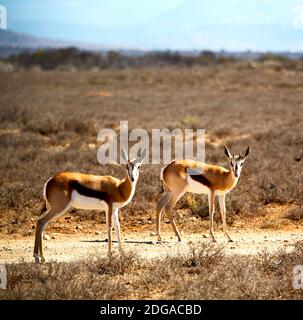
[156,192,171,242]
[165,191,184,242]
[218,194,233,242]
[156,209,162,242]
[112,208,124,254]
[106,204,113,257]
[34,219,45,263]
[208,191,216,242]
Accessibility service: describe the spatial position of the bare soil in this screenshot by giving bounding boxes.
[1,226,302,264]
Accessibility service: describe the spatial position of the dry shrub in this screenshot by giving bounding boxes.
[182,114,198,129]
[211,127,235,139]
[161,242,225,272]
[87,251,141,276]
[0,253,139,299]
[24,113,96,136]
[185,194,209,218]
[284,207,303,221]
[2,243,303,299]
[169,242,303,300]
[139,260,177,290]
[184,242,225,268]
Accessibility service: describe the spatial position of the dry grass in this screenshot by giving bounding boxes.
[0,63,303,237]
[1,242,303,299]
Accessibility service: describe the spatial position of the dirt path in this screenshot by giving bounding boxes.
[0,228,302,264]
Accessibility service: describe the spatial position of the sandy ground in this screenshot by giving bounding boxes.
[0,227,302,264]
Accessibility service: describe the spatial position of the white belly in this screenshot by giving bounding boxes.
[186,175,211,195]
[71,191,108,211]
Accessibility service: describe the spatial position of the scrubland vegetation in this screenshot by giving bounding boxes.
[1,52,303,235]
[0,50,303,299]
[1,242,303,299]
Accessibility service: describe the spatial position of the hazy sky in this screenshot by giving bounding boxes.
[2,0,303,51]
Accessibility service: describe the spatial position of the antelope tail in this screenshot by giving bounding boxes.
[39,201,47,215]
[159,167,165,193]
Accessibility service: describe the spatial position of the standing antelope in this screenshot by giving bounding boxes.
[33,148,146,263]
[295,146,303,161]
[156,145,249,243]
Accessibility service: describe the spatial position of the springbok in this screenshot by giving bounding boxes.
[33,148,146,263]
[295,147,303,161]
[156,145,249,243]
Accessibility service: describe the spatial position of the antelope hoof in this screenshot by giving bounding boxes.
[210,236,217,243]
[202,234,214,241]
[207,233,217,242]
[225,233,233,242]
[34,254,42,264]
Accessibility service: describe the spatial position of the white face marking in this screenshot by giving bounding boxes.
[127,160,142,183]
[124,149,146,183]
[115,159,143,209]
[132,162,141,182]
[230,158,245,178]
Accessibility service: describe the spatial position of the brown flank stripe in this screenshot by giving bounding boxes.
[189,173,212,188]
[70,180,108,200]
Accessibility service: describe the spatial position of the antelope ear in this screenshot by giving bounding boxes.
[121,147,128,164]
[243,146,250,159]
[224,145,232,159]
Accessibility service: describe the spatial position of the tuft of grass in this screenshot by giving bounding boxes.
[87,251,141,276]
[182,114,198,129]
[185,194,208,218]
[284,207,303,221]
[1,243,303,299]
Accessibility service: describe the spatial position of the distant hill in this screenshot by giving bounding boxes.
[1,29,303,61]
[0,30,111,58]
[0,30,73,57]
[0,30,71,49]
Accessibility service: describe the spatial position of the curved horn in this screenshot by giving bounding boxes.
[139,148,147,163]
[243,146,250,159]
[134,149,147,164]
[224,145,232,158]
[121,147,129,164]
